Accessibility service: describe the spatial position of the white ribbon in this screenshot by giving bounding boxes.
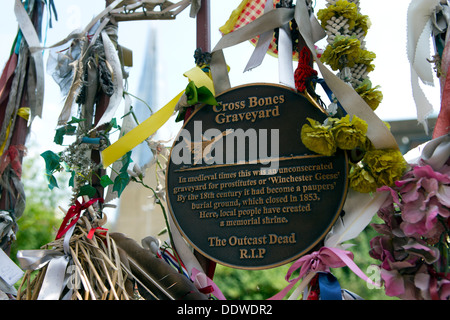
[277,22,295,88]
[244,0,275,72]
[16,221,78,300]
[17,249,69,300]
[13,0,45,121]
[407,0,447,132]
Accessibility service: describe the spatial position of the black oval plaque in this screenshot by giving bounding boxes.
[166,83,348,269]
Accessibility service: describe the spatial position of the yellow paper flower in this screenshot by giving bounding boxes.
[363,149,407,188]
[331,115,368,150]
[321,36,361,70]
[301,118,336,156]
[317,0,359,30]
[349,165,378,193]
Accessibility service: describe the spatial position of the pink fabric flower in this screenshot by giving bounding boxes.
[370,163,449,300]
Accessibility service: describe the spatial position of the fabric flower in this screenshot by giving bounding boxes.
[391,164,450,239]
[370,160,450,300]
[321,35,361,70]
[331,114,368,150]
[301,118,336,156]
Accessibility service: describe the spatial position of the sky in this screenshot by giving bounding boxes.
[0,0,442,154]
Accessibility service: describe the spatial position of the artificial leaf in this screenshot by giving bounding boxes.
[110,117,118,129]
[79,184,97,198]
[53,124,77,145]
[46,174,59,190]
[68,171,75,187]
[100,175,114,188]
[41,150,61,174]
[113,171,130,197]
[120,151,133,173]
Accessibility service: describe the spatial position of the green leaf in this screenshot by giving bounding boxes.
[68,171,75,187]
[120,151,133,173]
[100,175,114,188]
[110,117,118,129]
[53,124,76,145]
[113,171,130,197]
[78,184,97,198]
[41,150,61,174]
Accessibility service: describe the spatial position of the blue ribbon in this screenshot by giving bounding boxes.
[314,78,347,116]
[318,272,342,300]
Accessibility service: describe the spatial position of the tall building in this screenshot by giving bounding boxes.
[112,27,169,244]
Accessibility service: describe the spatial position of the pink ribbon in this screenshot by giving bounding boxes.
[269,247,379,300]
[191,267,226,300]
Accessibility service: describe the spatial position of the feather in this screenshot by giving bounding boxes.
[95,30,124,127]
[110,232,208,300]
[324,189,389,249]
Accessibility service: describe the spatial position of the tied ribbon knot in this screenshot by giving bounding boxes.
[55,198,104,240]
[269,247,379,300]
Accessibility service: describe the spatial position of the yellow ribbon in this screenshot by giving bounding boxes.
[0,107,31,156]
[101,67,214,168]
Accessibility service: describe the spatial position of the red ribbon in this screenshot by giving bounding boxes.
[87,227,108,240]
[55,198,103,240]
[269,246,379,300]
